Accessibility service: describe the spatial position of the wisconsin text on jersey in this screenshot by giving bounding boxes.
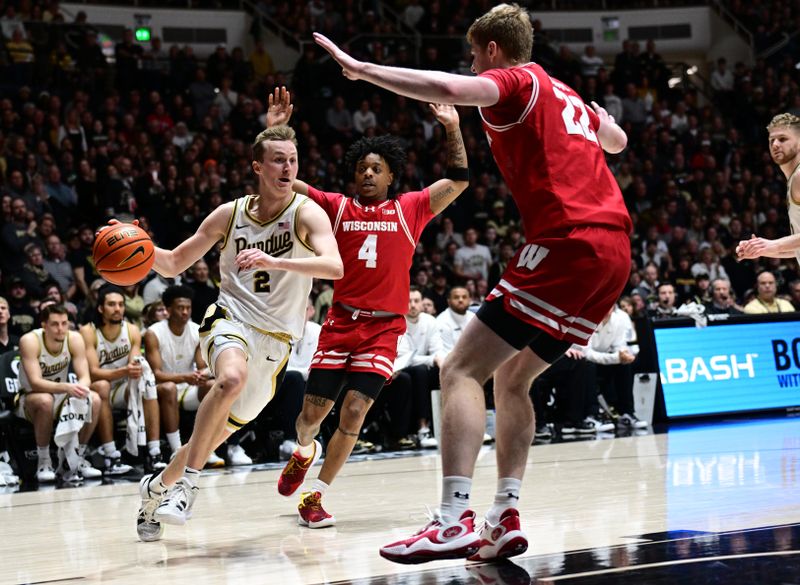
[341,221,398,232]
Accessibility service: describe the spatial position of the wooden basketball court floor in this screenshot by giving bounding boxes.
[3,416,800,585]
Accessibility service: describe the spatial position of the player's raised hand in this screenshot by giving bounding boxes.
[96,218,140,237]
[235,248,280,271]
[266,86,293,127]
[590,101,615,125]
[313,32,364,80]
[430,104,460,129]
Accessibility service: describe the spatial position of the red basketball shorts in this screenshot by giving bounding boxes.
[486,226,630,345]
[310,304,407,379]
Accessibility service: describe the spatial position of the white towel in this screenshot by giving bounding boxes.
[124,357,156,457]
[54,395,91,473]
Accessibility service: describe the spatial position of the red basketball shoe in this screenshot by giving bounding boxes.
[277,439,321,497]
[379,509,480,564]
[467,508,528,561]
[298,491,336,528]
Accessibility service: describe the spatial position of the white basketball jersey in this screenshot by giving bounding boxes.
[95,322,133,370]
[787,164,800,265]
[19,328,71,392]
[217,193,315,340]
[148,320,200,374]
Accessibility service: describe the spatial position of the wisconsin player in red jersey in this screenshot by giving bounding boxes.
[265,89,469,528]
[315,3,632,563]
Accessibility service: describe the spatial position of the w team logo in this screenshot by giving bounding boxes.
[442,525,463,539]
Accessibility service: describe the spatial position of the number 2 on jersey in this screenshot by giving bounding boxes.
[358,234,378,268]
[253,270,270,293]
[552,86,598,144]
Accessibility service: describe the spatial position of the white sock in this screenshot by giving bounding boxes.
[440,476,472,523]
[166,431,181,452]
[148,471,169,494]
[310,478,329,496]
[487,477,522,524]
[184,466,201,487]
[296,440,315,459]
[147,440,161,457]
[37,446,51,465]
[101,441,116,456]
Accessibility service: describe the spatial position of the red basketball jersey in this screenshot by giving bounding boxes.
[478,63,632,240]
[307,186,434,315]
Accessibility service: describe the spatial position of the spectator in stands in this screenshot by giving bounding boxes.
[42,234,75,299]
[789,280,800,311]
[186,259,218,324]
[580,45,604,78]
[705,278,743,315]
[649,282,678,319]
[326,95,354,139]
[711,57,734,93]
[250,40,275,82]
[743,270,794,314]
[353,99,377,135]
[0,297,19,355]
[20,243,50,299]
[1,197,37,273]
[453,227,492,282]
[6,277,36,337]
[436,286,473,357]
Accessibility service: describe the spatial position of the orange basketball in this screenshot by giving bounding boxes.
[92,223,155,286]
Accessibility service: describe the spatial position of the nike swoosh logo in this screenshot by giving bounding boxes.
[265,356,277,362]
[117,246,145,267]
[236,224,248,230]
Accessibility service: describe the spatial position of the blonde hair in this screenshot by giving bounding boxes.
[467,3,533,64]
[252,125,298,162]
[767,113,800,132]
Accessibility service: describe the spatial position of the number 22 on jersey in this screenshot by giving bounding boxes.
[552,85,598,144]
[358,234,378,269]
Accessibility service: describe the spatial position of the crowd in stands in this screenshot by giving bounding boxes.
[0,0,799,480]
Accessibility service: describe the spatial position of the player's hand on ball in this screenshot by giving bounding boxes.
[313,32,364,80]
[266,86,293,127]
[235,248,279,271]
[97,218,140,237]
[430,104,460,128]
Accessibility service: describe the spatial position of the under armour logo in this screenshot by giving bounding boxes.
[453,491,470,500]
[365,205,376,212]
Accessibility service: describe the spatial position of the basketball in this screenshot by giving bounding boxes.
[92,223,155,286]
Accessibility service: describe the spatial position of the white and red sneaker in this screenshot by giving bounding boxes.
[468,508,528,561]
[379,509,480,564]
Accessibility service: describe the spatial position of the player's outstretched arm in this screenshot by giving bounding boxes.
[235,202,343,280]
[590,101,627,154]
[265,87,309,195]
[314,33,499,107]
[152,203,233,277]
[736,233,800,260]
[426,104,470,215]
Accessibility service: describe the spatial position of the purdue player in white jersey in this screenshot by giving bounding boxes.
[80,285,158,475]
[737,113,800,262]
[16,305,102,482]
[129,124,342,541]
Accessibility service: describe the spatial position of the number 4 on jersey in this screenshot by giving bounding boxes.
[358,234,378,268]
